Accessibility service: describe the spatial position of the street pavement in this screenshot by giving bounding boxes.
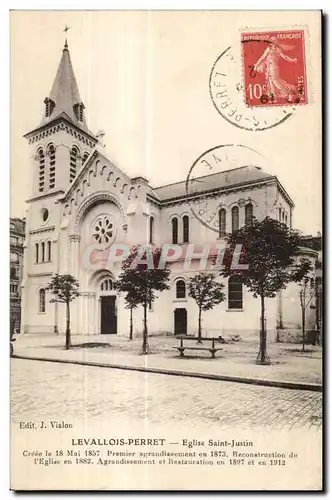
[11,358,322,431]
[13,333,323,387]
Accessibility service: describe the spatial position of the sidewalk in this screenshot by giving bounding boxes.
[13,333,323,391]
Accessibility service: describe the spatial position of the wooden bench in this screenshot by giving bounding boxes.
[173,336,223,359]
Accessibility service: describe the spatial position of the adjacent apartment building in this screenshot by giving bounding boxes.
[10,217,25,333]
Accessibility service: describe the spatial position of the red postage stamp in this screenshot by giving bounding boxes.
[241,30,307,107]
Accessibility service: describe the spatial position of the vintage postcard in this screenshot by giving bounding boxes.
[10,10,322,491]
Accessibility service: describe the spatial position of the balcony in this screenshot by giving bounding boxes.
[10,242,23,252]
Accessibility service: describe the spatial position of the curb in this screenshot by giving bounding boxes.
[12,354,322,392]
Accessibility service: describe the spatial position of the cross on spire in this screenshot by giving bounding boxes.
[63,25,71,49]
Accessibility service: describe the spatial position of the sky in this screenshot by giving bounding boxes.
[10,10,322,235]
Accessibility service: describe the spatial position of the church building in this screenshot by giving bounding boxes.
[20,40,318,342]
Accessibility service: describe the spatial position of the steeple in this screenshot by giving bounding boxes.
[24,37,98,199]
[42,40,88,132]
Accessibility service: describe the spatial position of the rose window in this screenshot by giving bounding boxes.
[93,216,114,244]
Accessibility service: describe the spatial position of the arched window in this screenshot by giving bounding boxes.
[172,217,178,244]
[231,206,239,233]
[100,278,113,292]
[218,208,226,238]
[245,203,253,226]
[47,144,56,189]
[70,146,80,183]
[82,152,89,164]
[39,288,46,313]
[37,148,45,193]
[35,243,39,263]
[183,215,189,243]
[228,276,243,310]
[176,280,186,299]
[47,241,52,262]
[149,216,154,244]
[41,242,45,263]
[278,207,281,221]
[285,213,288,226]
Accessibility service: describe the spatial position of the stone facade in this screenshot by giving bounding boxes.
[10,217,26,332]
[21,41,318,343]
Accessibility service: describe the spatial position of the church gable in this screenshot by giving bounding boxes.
[61,151,141,218]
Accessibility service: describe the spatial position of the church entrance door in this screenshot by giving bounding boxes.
[174,308,187,335]
[100,296,117,334]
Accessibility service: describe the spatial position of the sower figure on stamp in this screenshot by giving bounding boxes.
[253,36,298,103]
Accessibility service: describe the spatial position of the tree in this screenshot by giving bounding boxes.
[124,292,138,341]
[188,272,226,343]
[299,276,315,352]
[47,274,80,350]
[219,217,311,365]
[116,246,171,354]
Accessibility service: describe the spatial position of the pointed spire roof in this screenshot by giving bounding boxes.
[41,40,89,132]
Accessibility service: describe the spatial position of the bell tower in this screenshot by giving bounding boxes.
[21,38,99,336]
[24,39,98,198]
